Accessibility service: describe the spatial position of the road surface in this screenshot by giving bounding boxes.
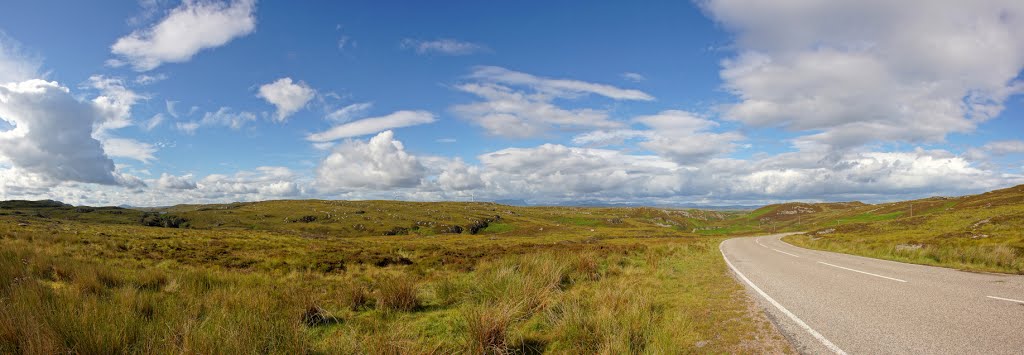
[720,234,1024,354]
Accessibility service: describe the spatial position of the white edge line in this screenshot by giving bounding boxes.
[817,262,907,283]
[757,237,801,258]
[720,241,847,355]
[986,295,1024,305]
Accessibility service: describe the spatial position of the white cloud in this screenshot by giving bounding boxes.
[571,110,744,164]
[165,100,178,117]
[257,77,316,121]
[155,173,197,190]
[307,110,435,142]
[469,66,654,101]
[88,75,145,132]
[134,73,167,85]
[702,0,1024,150]
[325,101,372,122]
[401,38,486,55]
[176,107,256,134]
[316,130,426,190]
[621,72,646,82]
[111,0,257,71]
[0,32,42,83]
[143,113,164,131]
[984,140,1024,155]
[453,82,618,138]
[194,167,301,199]
[436,158,484,191]
[101,138,157,163]
[452,67,654,138]
[0,80,118,185]
[632,110,744,164]
[176,121,201,135]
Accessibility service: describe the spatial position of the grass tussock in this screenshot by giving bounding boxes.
[374,273,421,312]
[0,199,792,353]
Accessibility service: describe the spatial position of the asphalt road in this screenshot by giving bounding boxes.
[720,234,1024,354]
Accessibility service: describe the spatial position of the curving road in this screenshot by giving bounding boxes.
[720,234,1024,354]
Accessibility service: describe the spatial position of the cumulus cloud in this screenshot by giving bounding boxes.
[436,159,484,191]
[702,0,1024,150]
[155,173,197,190]
[0,80,118,185]
[316,130,426,190]
[176,107,256,134]
[401,38,486,55]
[111,0,257,71]
[257,77,316,121]
[466,144,1017,204]
[452,67,652,138]
[195,167,300,198]
[308,110,435,142]
[88,75,145,132]
[632,110,744,164]
[101,138,157,163]
[325,102,372,122]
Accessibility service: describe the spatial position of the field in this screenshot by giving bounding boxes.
[0,201,789,354]
[783,185,1024,274]
[4,184,1023,353]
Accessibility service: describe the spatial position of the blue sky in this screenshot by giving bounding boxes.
[0,0,1022,206]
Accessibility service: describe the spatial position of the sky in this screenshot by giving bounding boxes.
[0,0,1023,207]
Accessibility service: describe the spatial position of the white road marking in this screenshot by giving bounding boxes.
[986,295,1024,305]
[720,242,847,355]
[756,238,801,258]
[818,262,907,283]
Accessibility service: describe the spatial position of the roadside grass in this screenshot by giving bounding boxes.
[0,201,790,353]
[785,204,1024,274]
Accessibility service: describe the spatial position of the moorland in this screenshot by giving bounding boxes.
[1,184,1021,353]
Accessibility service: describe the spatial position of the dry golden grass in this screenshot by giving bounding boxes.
[0,199,794,354]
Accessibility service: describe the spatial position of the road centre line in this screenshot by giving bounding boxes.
[817,262,907,283]
[721,242,847,355]
[986,295,1024,305]
[757,238,801,258]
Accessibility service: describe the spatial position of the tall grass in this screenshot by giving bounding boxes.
[0,219,789,353]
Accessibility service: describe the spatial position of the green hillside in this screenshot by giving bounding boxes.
[784,184,1024,273]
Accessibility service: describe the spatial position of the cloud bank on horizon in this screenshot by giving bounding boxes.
[0,0,1022,207]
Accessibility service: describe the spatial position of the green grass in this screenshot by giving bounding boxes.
[834,211,904,224]
[784,198,1024,274]
[7,183,1023,352]
[553,216,600,226]
[0,200,790,354]
[480,222,515,234]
